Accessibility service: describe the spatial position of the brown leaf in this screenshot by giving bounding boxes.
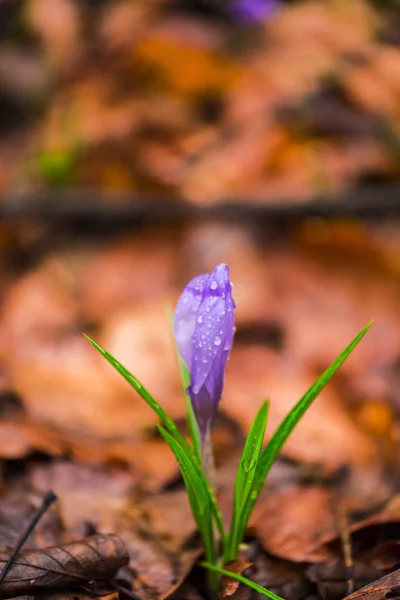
[215,544,307,600]
[32,591,119,600]
[29,462,135,538]
[135,29,241,98]
[29,462,200,600]
[343,568,400,600]
[80,233,177,323]
[308,557,383,600]
[121,522,200,600]
[310,494,400,562]
[363,541,400,571]
[219,556,253,598]
[249,485,337,563]
[224,345,377,471]
[0,492,62,551]
[0,534,129,598]
[7,592,118,600]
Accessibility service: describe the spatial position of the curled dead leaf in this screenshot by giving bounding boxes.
[0,534,129,598]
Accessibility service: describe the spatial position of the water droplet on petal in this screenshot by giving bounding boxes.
[210,281,218,290]
[202,357,208,364]
[197,315,203,323]
[214,336,222,346]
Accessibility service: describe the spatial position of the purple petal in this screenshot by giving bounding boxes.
[231,0,279,23]
[190,264,234,396]
[174,263,235,438]
[174,273,210,368]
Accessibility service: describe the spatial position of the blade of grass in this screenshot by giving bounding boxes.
[84,334,193,455]
[226,401,268,562]
[85,334,226,547]
[200,562,285,600]
[166,306,202,464]
[236,321,372,548]
[178,357,202,466]
[159,426,218,587]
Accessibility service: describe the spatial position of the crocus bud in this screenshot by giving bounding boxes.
[230,0,279,23]
[174,264,235,440]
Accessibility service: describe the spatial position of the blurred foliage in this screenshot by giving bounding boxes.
[0,0,399,203]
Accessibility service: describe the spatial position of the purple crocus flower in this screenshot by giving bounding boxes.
[174,264,235,440]
[230,0,279,23]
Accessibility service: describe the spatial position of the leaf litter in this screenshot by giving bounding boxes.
[1,0,400,596]
[0,220,397,598]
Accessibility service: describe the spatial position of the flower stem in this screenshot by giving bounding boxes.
[201,423,216,492]
[201,423,220,594]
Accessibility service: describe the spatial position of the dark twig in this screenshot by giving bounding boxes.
[2,184,400,224]
[0,490,58,588]
[333,498,354,596]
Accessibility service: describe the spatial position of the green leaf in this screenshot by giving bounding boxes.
[227,401,268,562]
[200,562,285,600]
[166,306,202,464]
[236,321,372,549]
[178,357,202,465]
[84,334,192,456]
[159,426,216,566]
[85,333,226,548]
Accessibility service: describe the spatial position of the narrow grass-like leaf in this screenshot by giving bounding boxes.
[166,306,201,463]
[85,334,225,546]
[166,306,202,464]
[235,322,372,549]
[84,334,193,455]
[227,401,268,562]
[159,426,216,567]
[200,562,285,600]
[178,356,202,465]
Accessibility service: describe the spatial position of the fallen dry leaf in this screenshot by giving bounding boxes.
[0,491,62,550]
[343,569,400,600]
[249,485,337,563]
[80,231,178,322]
[0,534,128,598]
[219,555,253,598]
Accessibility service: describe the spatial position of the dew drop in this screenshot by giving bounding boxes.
[202,357,208,364]
[197,315,203,323]
[210,281,218,290]
[214,336,222,346]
